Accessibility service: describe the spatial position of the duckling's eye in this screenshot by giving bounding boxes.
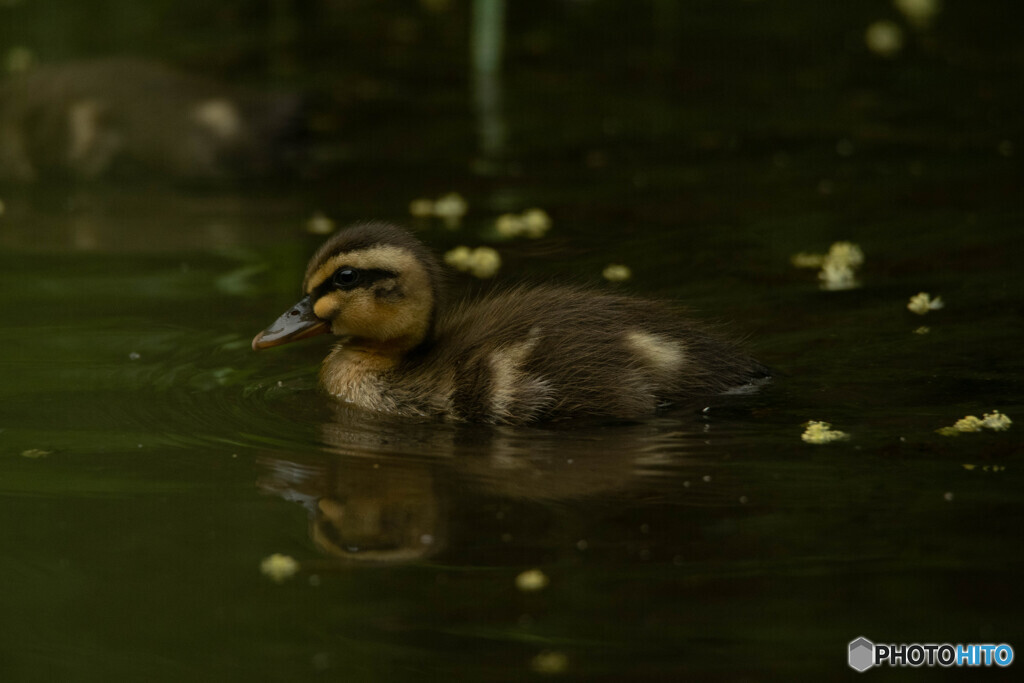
[333,268,361,289]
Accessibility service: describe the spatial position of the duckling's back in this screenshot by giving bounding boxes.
[401,285,765,424]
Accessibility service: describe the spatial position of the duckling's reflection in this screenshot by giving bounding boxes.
[257,447,444,564]
[257,401,750,567]
[313,459,444,564]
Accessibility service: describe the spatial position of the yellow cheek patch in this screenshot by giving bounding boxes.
[313,292,344,320]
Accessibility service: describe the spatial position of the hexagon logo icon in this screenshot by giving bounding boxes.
[849,637,875,672]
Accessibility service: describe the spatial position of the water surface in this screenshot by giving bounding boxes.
[2,2,1023,681]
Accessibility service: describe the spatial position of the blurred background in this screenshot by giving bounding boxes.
[1,1,1023,681]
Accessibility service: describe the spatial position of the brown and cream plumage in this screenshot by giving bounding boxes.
[253,222,767,424]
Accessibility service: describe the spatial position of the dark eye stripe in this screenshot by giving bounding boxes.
[333,268,360,288]
[311,267,397,300]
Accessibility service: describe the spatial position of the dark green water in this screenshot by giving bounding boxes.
[2,2,1023,681]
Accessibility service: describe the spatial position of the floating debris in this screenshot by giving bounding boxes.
[515,568,549,592]
[260,553,299,583]
[0,198,5,216]
[21,449,51,459]
[602,264,632,282]
[865,20,904,58]
[792,241,864,291]
[305,211,335,235]
[907,292,944,315]
[444,245,501,278]
[530,651,568,675]
[801,420,850,444]
[913,326,931,335]
[496,208,552,239]
[937,410,1012,436]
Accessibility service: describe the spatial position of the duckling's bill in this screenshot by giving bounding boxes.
[252,294,330,350]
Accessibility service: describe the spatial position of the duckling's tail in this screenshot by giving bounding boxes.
[748,361,773,381]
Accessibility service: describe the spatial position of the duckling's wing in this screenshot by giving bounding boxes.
[427,285,763,423]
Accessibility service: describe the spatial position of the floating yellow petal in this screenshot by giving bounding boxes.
[495,213,525,237]
[602,264,632,282]
[792,241,863,291]
[895,0,941,30]
[530,651,569,675]
[953,416,984,432]
[515,568,549,592]
[443,245,471,267]
[801,420,850,444]
[520,209,552,237]
[495,208,552,238]
[938,411,1011,436]
[433,192,468,220]
[982,411,1012,431]
[409,198,435,217]
[305,211,335,235]
[818,262,859,291]
[907,292,944,315]
[260,553,299,583]
[866,20,904,57]
[468,247,501,278]
[445,245,501,278]
[827,241,864,269]
[409,193,468,226]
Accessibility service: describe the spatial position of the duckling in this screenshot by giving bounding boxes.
[252,222,767,424]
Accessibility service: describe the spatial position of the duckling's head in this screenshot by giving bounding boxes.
[252,222,442,354]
